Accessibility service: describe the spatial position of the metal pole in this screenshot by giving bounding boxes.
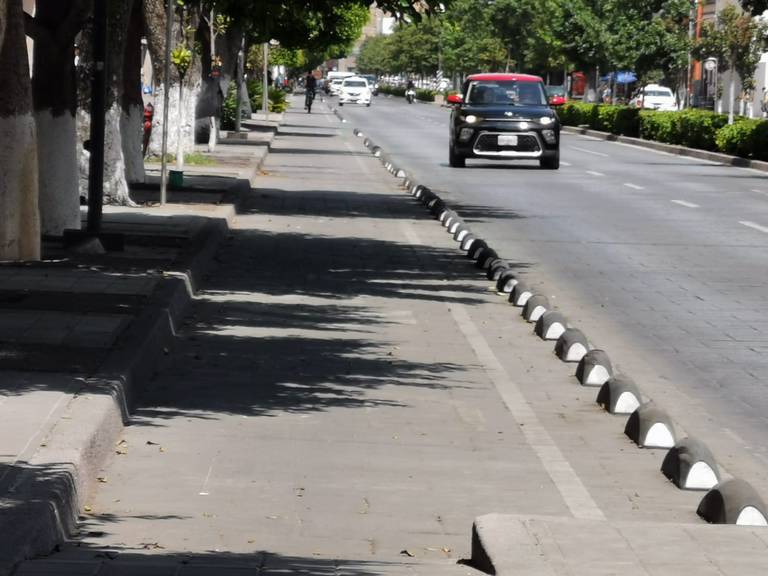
[263,42,269,122]
[86,0,107,233]
[159,0,174,205]
[685,0,696,109]
[235,37,244,132]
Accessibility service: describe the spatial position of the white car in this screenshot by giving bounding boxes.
[329,78,344,96]
[631,84,678,111]
[338,77,372,107]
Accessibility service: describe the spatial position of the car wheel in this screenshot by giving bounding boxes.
[539,152,560,170]
[339,102,344,106]
[366,102,371,107]
[449,144,466,168]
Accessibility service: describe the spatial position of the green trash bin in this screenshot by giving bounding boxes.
[169,169,184,189]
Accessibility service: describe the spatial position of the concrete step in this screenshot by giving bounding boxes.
[471,513,768,576]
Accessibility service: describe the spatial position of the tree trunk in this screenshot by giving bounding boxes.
[121,0,145,186]
[728,68,736,125]
[0,0,40,260]
[196,26,242,146]
[144,0,201,157]
[29,0,89,236]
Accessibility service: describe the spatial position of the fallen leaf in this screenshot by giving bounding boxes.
[140,542,165,550]
[400,549,415,557]
[96,477,108,483]
[146,440,159,446]
[83,506,93,513]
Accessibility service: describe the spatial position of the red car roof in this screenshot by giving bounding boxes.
[467,73,543,83]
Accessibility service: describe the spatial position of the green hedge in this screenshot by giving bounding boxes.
[379,84,406,97]
[715,119,768,161]
[559,102,768,160]
[557,103,639,136]
[416,88,436,102]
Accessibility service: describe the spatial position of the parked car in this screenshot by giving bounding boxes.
[447,73,561,169]
[338,76,372,107]
[630,84,677,111]
[546,85,567,106]
[329,78,345,96]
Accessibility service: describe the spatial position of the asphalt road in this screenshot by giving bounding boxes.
[337,94,768,482]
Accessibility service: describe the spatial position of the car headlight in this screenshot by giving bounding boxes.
[464,115,478,124]
[539,116,554,125]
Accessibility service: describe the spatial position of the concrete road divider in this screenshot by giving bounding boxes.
[448,219,464,235]
[430,198,446,216]
[496,270,518,293]
[535,311,567,340]
[575,349,613,387]
[522,294,549,323]
[661,437,721,491]
[597,375,641,415]
[439,209,454,224]
[443,212,457,227]
[363,137,371,147]
[467,239,488,259]
[509,280,533,307]
[555,328,590,362]
[697,478,768,526]
[372,146,382,157]
[396,169,407,178]
[624,403,677,449]
[461,234,477,252]
[413,185,428,199]
[454,227,471,243]
[476,248,499,270]
[487,260,509,281]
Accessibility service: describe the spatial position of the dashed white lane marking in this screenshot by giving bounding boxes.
[740,220,768,234]
[671,200,700,208]
[561,161,572,167]
[623,183,644,190]
[571,146,609,158]
[586,170,605,177]
[751,188,768,197]
[449,303,605,521]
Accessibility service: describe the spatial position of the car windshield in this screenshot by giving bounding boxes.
[546,86,565,97]
[344,80,367,88]
[645,89,672,97]
[466,80,547,106]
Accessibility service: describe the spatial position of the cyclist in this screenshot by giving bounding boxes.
[304,71,317,113]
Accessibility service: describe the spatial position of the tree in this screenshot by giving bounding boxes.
[0,0,40,261]
[26,0,90,235]
[694,5,768,122]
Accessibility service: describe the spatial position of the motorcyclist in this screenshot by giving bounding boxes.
[406,79,415,103]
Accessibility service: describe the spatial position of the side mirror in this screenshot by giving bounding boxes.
[447,94,463,105]
[548,96,565,107]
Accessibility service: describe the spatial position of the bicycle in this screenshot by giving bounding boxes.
[305,88,315,113]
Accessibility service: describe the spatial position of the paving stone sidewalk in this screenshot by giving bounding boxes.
[10,99,768,575]
[0,128,272,572]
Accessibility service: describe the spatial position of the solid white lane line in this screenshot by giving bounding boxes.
[449,304,604,521]
[740,220,768,234]
[571,146,609,158]
[586,170,605,176]
[623,183,644,190]
[671,200,700,208]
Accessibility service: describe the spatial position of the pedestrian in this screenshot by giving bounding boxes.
[761,87,768,118]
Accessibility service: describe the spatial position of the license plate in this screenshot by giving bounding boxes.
[498,135,518,147]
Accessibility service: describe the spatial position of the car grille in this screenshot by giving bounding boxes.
[474,132,542,156]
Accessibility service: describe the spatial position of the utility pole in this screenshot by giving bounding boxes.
[685,0,698,109]
[263,42,269,122]
[159,0,173,205]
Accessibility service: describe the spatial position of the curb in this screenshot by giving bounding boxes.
[0,180,249,573]
[562,125,768,173]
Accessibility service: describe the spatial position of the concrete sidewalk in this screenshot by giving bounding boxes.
[0,121,274,572]
[8,97,768,575]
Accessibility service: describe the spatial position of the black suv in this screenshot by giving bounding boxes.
[448,73,560,169]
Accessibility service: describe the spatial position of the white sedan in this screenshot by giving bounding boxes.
[338,77,372,107]
[630,84,678,111]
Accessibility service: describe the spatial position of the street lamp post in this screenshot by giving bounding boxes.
[159,0,173,205]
